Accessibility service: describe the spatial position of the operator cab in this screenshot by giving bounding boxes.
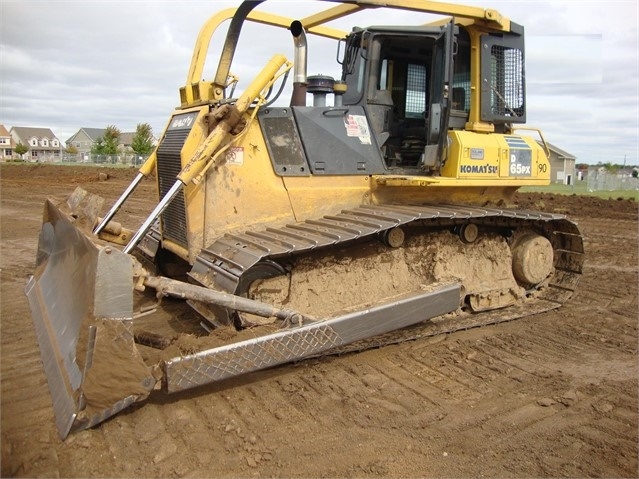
[340,24,470,172]
[259,20,526,179]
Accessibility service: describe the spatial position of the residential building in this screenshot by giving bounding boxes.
[66,128,141,158]
[119,131,158,151]
[65,128,106,160]
[539,141,577,185]
[0,124,14,161]
[119,132,135,151]
[10,126,63,162]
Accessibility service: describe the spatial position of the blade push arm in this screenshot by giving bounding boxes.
[123,54,290,254]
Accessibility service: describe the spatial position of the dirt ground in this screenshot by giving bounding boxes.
[1,163,637,478]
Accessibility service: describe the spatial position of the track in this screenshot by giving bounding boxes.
[191,204,583,303]
[1,165,636,478]
[184,204,583,352]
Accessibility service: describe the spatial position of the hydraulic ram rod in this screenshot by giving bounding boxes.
[122,54,288,254]
[144,275,314,324]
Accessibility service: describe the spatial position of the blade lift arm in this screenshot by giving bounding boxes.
[122,54,291,254]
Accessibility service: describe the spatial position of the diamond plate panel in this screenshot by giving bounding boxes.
[165,325,343,392]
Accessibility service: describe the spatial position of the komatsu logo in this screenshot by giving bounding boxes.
[460,164,498,174]
[169,112,198,130]
[172,116,193,128]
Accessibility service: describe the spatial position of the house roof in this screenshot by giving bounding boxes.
[0,124,16,147]
[66,128,137,145]
[11,126,59,141]
[66,128,107,144]
[119,132,135,146]
[537,141,577,160]
[81,128,107,141]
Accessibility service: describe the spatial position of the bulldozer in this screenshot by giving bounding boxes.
[26,0,584,439]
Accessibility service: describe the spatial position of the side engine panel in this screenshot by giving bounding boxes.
[259,106,387,177]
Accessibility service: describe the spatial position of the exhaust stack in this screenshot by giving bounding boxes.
[289,20,307,106]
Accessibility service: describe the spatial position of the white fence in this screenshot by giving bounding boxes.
[5,153,151,167]
[587,168,639,192]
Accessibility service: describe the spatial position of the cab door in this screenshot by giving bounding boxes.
[424,21,455,168]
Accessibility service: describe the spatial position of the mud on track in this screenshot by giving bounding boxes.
[1,164,637,478]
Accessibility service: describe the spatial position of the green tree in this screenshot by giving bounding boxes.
[14,142,28,158]
[66,145,78,155]
[602,162,618,174]
[103,125,121,154]
[91,125,121,155]
[131,123,154,155]
[91,137,105,154]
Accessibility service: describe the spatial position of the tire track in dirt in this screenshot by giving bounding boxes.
[412,324,636,477]
[0,298,60,477]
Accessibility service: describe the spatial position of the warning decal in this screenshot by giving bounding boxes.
[344,114,371,145]
[225,147,244,166]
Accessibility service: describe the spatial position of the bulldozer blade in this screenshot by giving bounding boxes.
[25,198,156,439]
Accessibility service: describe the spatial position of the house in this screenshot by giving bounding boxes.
[66,128,107,160]
[66,128,139,158]
[0,125,14,161]
[119,131,158,151]
[539,141,577,185]
[10,126,63,162]
[118,132,135,150]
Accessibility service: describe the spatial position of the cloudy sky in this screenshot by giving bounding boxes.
[1,0,637,165]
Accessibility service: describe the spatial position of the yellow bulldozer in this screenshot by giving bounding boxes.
[26,0,584,439]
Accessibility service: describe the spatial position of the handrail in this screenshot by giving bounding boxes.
[187,0,511,88]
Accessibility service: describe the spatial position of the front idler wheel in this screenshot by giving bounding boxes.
[511,233,554,286]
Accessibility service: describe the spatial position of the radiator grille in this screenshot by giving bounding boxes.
[156,129,189,247]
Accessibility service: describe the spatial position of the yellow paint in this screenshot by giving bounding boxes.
[201,121,297,247]
[440,130,551,182]
[370,130,550,205]
[155,0,550,266]
[170,120,551,262]
[283,175,371,221]
[180,1,513,108]
[178,54,288,186]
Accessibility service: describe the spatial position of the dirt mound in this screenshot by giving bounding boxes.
[514,191,637,219]
[1,163,139,182]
